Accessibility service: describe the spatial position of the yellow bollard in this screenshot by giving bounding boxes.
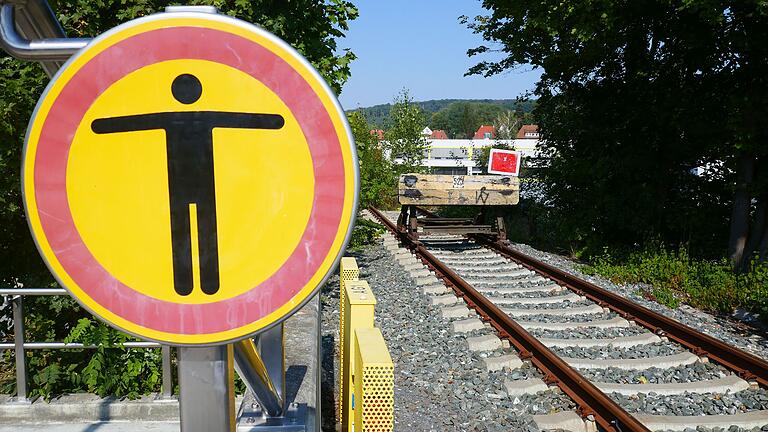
[338,257,359,429]
[340,279,376,432]
[354,327,394,432]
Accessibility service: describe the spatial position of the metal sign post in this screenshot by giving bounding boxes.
[179,346,237,432]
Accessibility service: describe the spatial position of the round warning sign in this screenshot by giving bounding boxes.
[22,12,358,345]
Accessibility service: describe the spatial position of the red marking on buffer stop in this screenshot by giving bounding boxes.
[487,148,522,176]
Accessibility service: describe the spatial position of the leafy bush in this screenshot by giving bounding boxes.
[1,305,165,400]
[347,112,397,208]
[348,218,385,250]
[582,244,768,320]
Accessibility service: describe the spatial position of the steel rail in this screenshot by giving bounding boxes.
[474,235,768,389]
[369,206,651,432]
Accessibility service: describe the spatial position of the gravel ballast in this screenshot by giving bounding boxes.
[551,342,686,360]
[528,326,650,340]
[614,389,768,416]
[579,363,732,384]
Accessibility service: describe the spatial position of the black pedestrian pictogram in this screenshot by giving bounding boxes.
[91,73,285,296]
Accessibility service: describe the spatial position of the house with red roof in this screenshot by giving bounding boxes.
[473,125,496,140]
[516,124,539,139]
[430,129,448,139]
[369,129,384,140]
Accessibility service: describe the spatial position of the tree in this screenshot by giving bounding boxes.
[493,110,522,140]
[464,1,768,264]
[347,111,393,207]
[50,0,358,94]
[384,89,428,174]
[429,101,508,138]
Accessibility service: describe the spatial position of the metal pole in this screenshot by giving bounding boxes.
[315,294,322,432]
[161,345,173,399]
[12,296,28,402]
[178,346,236,432]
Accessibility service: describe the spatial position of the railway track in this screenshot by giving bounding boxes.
[367,207,768,432]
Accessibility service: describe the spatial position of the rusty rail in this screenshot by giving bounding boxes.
[473,235,768,389]
[369,206,651,432]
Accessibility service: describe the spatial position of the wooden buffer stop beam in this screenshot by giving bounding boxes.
[397,173,520,240]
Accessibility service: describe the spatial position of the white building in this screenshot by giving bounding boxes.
[421,138,541,175]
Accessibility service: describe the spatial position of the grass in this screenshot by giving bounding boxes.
[581,244,768,321]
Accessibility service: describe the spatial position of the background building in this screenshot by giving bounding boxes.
[422,125,541,175]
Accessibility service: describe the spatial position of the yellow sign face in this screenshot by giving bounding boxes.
[23,13,358,345]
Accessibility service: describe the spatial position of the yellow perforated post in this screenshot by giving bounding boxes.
[341,280,376,432]
[338,257,359,428]
[354,327,394,432]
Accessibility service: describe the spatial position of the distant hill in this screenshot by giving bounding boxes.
[350,99,536,129]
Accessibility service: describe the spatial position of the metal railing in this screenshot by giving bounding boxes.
[0,288,173,402]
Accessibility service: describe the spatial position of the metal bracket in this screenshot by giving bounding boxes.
[238,399,307,431]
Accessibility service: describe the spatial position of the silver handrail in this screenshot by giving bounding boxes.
[1,289,174,402]
[0,2,90,75]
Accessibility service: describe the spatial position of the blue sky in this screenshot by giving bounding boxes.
[337,0,541,109]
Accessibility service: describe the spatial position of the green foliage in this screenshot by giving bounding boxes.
[429,101,534,138]
[0,0,358,398]
[429,102,500,138]
[0,58,50,288]
[348,218,385,250]
[62,318,162,399]
[742,264,768,319]
[347,111,395,207]
[384,89,428,174]
[1,300,164,400]
[350,98,536,129]
[582,244,768,318]
[49,0,358,94]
